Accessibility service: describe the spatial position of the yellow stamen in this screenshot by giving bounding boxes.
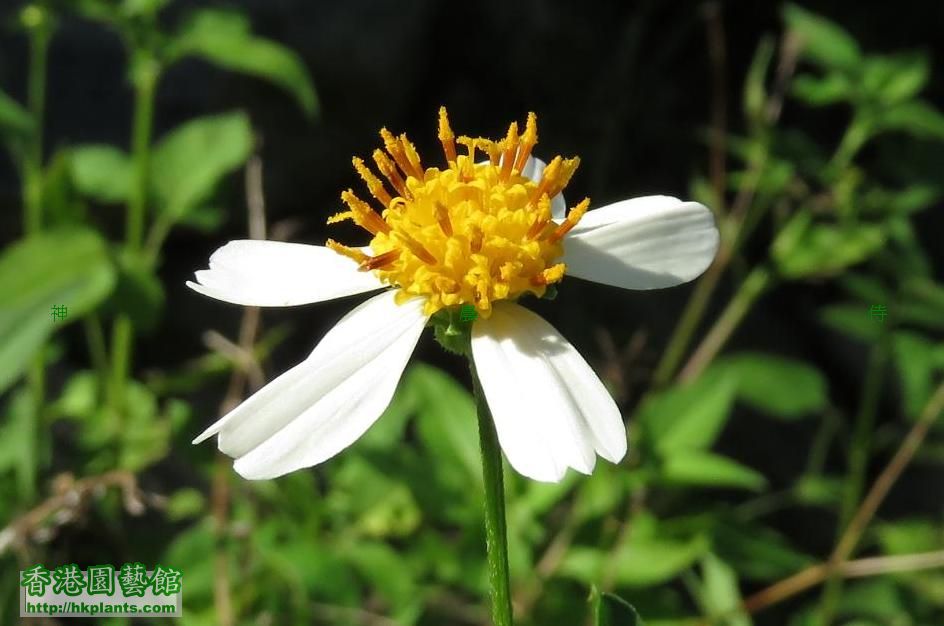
[325,239,368,264]
[513,112,538,173]
[530,156,562,204]
[499,122,519,181]
[394,231,437,265]
[531,263,566,286]
[438,106,457,164]
[434,202,453,237]
[381,128,421,181]
[352,157,392,207]
[372,149,410,198]
[549,198,590,243]
[328,109,588,317]
[362,248,401,271]
[340,189,390,235]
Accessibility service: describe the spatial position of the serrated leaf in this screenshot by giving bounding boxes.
[168,9,317,117]
[718,353,827,419]
[150,111,253,221]
[0,230,115,394]
[70,144,132,203]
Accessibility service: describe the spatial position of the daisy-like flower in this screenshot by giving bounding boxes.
[189,108,719,483]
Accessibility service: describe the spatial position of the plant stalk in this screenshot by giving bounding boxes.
[470,360,514,626]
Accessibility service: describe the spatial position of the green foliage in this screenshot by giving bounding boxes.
[3,4,943,626]
[167,9,319,117]
[150,111,253,221]
[590,587,643,626]
[0,230,115,394]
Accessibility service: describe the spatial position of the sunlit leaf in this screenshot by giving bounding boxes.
[0,230,115,394]
[167,9,318,117]
[70,144,132,203]
[718,353,827,419]
[150,111,253,220]
[661,451,767,492]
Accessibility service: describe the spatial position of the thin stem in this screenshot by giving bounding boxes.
[470,361,514,626]
[819,318,891,623]
[740,379,944,616]
[23,7,50,234]
[108,57,159,413]
[677,266,772,383]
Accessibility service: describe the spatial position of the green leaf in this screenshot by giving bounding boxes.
[892,331,935,418]
[661,451,767,491]
[712,521,815,582]
[42,149,88,228]
[167,9,318,117]
[718,353,827,419]
[782,4,862,71]
[820,304,882,342]
[562,516,709,587]
[408,363,482,487]
[166,488,206,521]
[0,388,38,500]
[591,587,643,626]
[875,518,943,555]
[0,90,35,157]
[860,53,929,105]
[0,230,115,394]
[150,111,253,221]
[791,73,851,106]
[70,144,132,203]
[102,249,165,332]
[877,100,944,141]
[695,554,751,626]
[744,36,775,128]
[640,369,737,454]
[773,215,885,278]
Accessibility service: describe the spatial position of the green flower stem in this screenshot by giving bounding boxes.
[22,5,53,501]
[470,360,514,626]
[108,58,158,413]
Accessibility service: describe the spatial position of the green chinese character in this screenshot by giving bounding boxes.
[150,565,183,596]
[87,564,115,596]
[51,564,86,597]
[117,562,148,597]
[20,564,51,597]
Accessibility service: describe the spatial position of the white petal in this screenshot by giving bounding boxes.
[520,155,568,220]
[562,196,719,290]
[187,240,384,307]
[471,303,627,482]
[193,290,428,479]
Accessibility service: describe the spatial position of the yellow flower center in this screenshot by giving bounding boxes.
[326,107,588,317]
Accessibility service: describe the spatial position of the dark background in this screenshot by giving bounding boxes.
[1,3,942,618]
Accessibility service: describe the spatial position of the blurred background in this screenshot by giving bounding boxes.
[1,1,943,624]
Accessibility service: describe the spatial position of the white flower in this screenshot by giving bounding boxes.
[189,109,719,482]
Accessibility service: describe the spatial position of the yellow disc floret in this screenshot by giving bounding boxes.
[327,108,587,318]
